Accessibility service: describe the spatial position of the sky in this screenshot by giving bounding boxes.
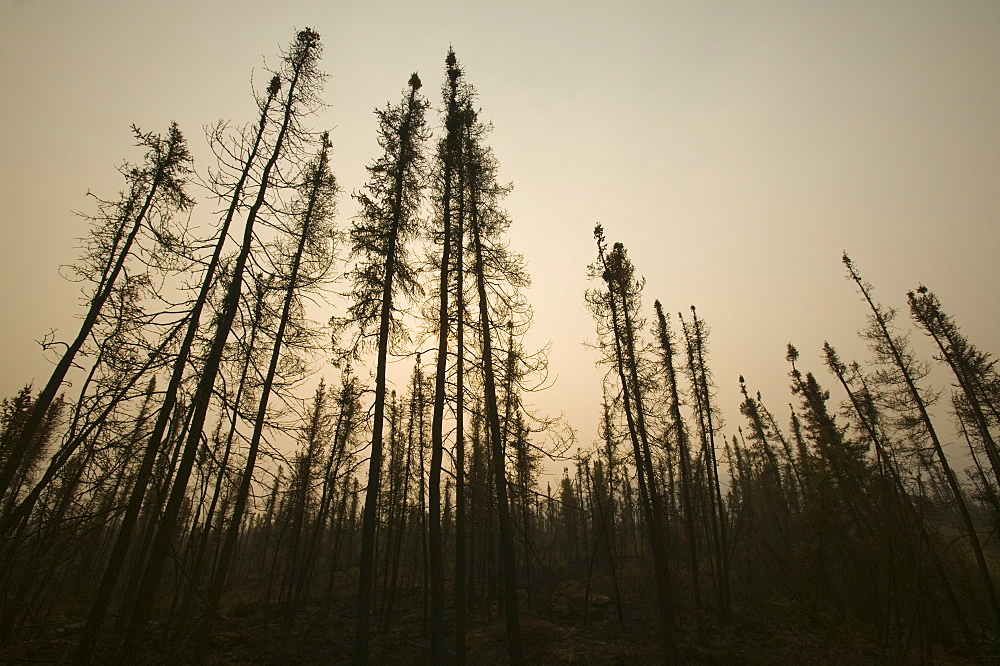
[1,1,998,470]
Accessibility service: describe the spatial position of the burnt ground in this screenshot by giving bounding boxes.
[2,574,985,664]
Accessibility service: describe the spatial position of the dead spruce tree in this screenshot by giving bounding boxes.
[70,29,327,663]
[193,127,337,659]
[0,124,193,522]
[428,49,465,664]
[654,300,702,613]
[681,306,731,623]
[462,92,528,666]
[335,72,428,665]
[587,226,679,663]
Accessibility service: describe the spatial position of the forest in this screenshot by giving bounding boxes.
[1,28,998,665]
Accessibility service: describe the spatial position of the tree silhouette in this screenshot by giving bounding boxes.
[587,226,679,663]
[338,70,428,665]
[844,253,1000,645]
[0,123,192,518]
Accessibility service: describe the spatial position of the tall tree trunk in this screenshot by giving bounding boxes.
[352,73,427,665]
[654,301,702,613]
[453,136,468,664]
[689,308,731,622]
[429,53,462,664]
[467,150,524,665]
[192,128,333,661]
[591,228,678,663]
[72,80,281,664]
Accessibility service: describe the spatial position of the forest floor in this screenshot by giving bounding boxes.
[3,573,984,664]
[195,592,978,665]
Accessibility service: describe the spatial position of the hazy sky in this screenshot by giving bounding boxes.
[1,1,998,463]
